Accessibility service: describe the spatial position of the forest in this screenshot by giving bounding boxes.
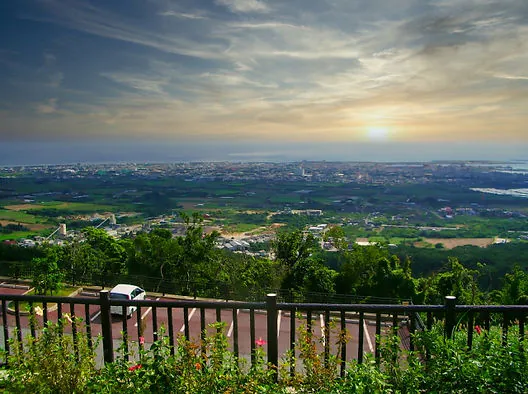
[1,213,527,306]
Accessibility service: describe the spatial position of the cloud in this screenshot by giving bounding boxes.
[21,0,225,60]
[215,0,269,13]
[36,98,58,114]
[2,0,528,146]
[159,11,207,20]
[49,72,63,88]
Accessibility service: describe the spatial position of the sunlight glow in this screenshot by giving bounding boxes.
[366,126,390,141]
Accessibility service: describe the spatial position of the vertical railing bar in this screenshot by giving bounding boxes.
[502,312,508,347]
[2,300,10,363]
[200,308,206,361]
[444,296,456,340]
[14,301,22,346]
[121,305,129,362]
[29,302,36,338]
[324,309,330,368]
[43,302,48,326]
[358,311,364,364]
[375,313,381,364]
[168,307,175,356]
[340,310,346,377]
[426,311,433,330]
[232,308,239,359]
[307,311,312,338]
[99,290,114,364]
[467,311,474,350]
[290,307,296,378]
[250,308,256,366]
[519,314,525,339]
[152,307,158,343]
[266,294,278,381]
[84,304,93,350]
[57,302,63,336]
[136,305,143,351]
[70,303,78,360]
[484,311,490,332]
[409,312,415,352]
[216,307,222,334]
[183,307,190,340]
[519,314,525,353]
[392,312,398,365]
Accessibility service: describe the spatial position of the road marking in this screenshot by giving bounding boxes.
[277,310,282,334]
[320,314,325,346]
[227,309,240,337]
[363,320,374,352]
[179,307,197,332]
[91,311,101,322]
[134,297,159,327]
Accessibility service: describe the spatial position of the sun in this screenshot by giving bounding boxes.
[366,126,390,141]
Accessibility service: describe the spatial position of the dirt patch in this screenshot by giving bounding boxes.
[179,202,207,210]
[418,238,495,249]
[4,204,42,211]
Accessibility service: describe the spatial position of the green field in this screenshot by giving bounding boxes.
[0,232,36,241]
[0,210,40,224]
[222,223,262,233]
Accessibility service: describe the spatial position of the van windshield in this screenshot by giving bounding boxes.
[110,293,130,300]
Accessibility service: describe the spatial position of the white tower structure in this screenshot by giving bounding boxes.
[59,223,67,236]
[110,214,117,225]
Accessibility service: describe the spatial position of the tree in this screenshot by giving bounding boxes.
[31,248,64,295]
[82,227,127,284]
[273,230,317,269]
[424,257,483,305]
[499,265,528,305]
[323,225,348,251]
[273,230,319,292]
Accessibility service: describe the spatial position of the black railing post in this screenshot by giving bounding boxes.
[266,293,278,381]
[100,290,114,364]
[444,296,457,340]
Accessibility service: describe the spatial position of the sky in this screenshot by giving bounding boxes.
[0,0,527,164]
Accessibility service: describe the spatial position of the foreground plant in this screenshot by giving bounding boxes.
[2,316,98,394]
[1,320,527,393]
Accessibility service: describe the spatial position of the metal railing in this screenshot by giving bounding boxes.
[0,292,527,380]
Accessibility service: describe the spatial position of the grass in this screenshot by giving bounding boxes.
[0,209,39,224]
[222,223,262,233]
[10,286,79,312]
[0,232,36,241]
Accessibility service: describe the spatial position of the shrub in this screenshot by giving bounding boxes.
[1,316,98,394]
[1,319,527,393]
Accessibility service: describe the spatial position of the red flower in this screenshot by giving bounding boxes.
[475,325,482,335]
[139,336,145,345]
[255,337,266,347]
[195,362,202,370]
[129,364,142,371]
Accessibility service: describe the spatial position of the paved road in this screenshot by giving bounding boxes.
[0,287,388,366]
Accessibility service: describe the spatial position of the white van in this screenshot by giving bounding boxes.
[109,284,146,317]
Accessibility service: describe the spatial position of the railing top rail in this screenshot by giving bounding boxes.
[107,299,265,309]
[0,295,100,305]
[456,305,528,312]
[277,303,446,312]
[2,293,528,313]
[0,294,266,309]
